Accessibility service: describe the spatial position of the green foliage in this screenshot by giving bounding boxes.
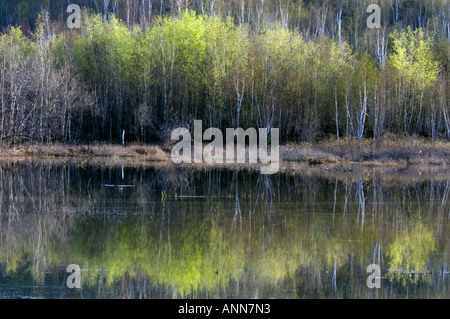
[391,27,440,91]
[0,9,448,143]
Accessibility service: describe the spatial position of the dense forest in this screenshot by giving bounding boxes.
[0,0,448,144]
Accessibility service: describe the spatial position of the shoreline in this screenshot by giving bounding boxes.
[1,137,450,171]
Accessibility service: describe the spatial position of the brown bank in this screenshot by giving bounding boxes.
[1,135,450,177]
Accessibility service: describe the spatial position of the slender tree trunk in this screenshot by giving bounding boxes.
[335,86,339,141]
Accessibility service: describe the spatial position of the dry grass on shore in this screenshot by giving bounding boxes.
[0,143,169,161]
[1,135,450,169]
[281,134,450,166]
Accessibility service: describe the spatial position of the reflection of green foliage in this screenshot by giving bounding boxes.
[0,238,42,281]
[66,218,247,295]
[387,222,436,284]
[0,183,446,297]
[0,245,31,274]
[0,209,424,296]
[155,222,247,295]
[324,241,348,269]
[256,248,302,282]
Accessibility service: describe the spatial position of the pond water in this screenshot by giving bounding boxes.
[0,162,450,299]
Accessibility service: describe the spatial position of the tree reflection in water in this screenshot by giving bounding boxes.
[0,162,449,298]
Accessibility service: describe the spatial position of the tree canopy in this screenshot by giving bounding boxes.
[0,1,448,144]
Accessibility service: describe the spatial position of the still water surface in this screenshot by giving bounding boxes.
[1,162,450,299]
